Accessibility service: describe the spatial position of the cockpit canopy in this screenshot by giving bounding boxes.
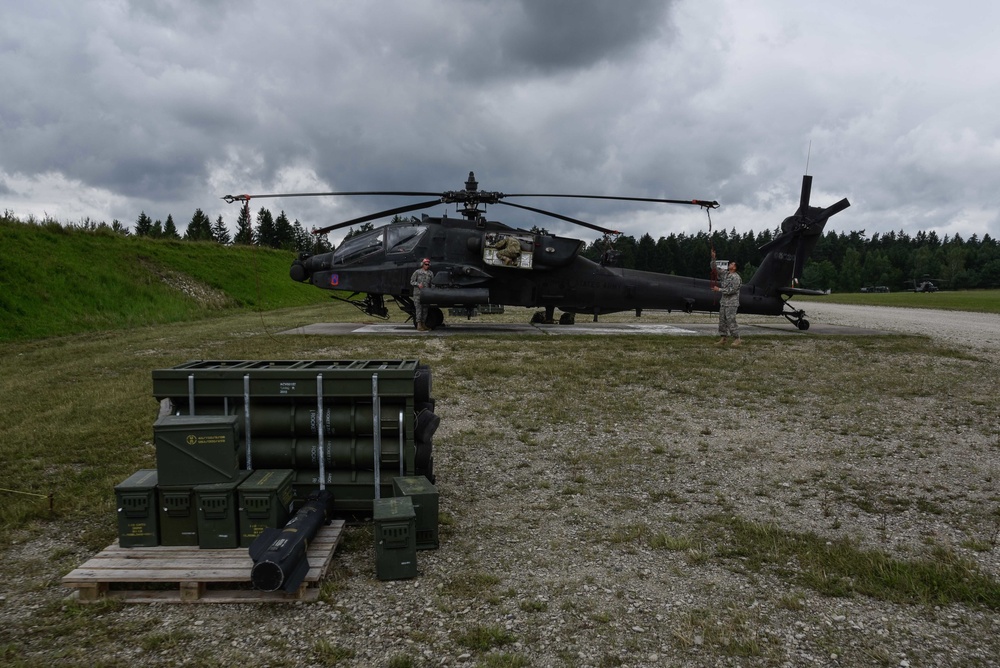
[331,223,428,265]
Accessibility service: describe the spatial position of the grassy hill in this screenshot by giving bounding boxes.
[0,217,332,341]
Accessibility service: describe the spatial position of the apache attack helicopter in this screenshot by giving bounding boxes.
[224,171,849,330]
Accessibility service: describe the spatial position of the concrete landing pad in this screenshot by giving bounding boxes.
[279,321,887,337]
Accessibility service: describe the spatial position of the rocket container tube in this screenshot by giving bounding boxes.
[165,401,408,438]
[247,437,403,471]
[292,469,396,515]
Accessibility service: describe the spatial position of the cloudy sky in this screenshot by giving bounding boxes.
[3,0,999,246]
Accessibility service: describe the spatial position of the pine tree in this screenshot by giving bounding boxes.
[151,220,164,238]
[256,207,277,248]
[275,211,295,250]
[211,215,231,245]
[163,214,181,240]
[233,205,255,245]
[185,208,213,241]
[134,211,153,237]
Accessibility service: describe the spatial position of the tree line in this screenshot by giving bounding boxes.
[581,227,1000,291]
[131,207,333,253]
[6,206,333,253]
[9,208,1000,292]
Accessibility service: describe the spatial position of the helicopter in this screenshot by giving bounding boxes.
[224,171,850,331]
[905,277,941,293]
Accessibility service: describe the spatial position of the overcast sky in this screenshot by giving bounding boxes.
[3,0,999,246]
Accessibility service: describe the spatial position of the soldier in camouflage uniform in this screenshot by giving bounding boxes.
[493,235,522,266]
[409,258,434,331]
[711,249,742,347]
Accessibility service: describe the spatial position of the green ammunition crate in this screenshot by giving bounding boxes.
[154,414,242,486]
[238,469,295,547]
[115,469,159,547]
[195,471,251,549]
[158,486,198,546]
[392,475,439,550]
[373,496,418,580]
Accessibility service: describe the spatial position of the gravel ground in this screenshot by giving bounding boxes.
[2,304,999,668]
[797,302,1000,358]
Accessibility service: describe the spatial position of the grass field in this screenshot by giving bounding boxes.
[796,288,1000,313]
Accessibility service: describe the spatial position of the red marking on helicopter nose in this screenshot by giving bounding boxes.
[330,274,340,286]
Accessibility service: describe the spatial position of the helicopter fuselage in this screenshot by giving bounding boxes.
[290,216,788,319]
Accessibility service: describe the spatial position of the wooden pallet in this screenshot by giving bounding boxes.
[62,521,344,603]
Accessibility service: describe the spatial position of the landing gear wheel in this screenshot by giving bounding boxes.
[530,310,546,324]
[425,307,444,330]
[797,319,810,331]
[559,312,576,325]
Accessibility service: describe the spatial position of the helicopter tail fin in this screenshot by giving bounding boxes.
[748,175,849,296]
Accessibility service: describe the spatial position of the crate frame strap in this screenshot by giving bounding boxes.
[244,375,253,471]
[317,374,325,490]
[398,408,404,477]
[372,374,381,499]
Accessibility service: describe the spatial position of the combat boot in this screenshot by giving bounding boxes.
[730,338,742,347]
[416,323,427,332]
[714,337,727,346]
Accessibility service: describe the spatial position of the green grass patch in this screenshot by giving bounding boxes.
[0,218,332,342]
[715,516,1000,608]
[454,624,517,651]
[795,289,1000,313]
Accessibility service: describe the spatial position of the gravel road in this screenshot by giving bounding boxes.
[800,302,1000,356]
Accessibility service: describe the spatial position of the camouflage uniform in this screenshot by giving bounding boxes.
[494,237,522,265]
[717,267,742,338]
[409,266,434,326]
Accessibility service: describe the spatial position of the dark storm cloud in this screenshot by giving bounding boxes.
[496,0,673,72]
[2,0,999,242]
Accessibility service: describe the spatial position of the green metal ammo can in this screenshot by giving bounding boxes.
[115,469,159,547]
[153,414,242,486]
[373,496,418,580]
[158,485,198,546]
[195,471,251,549]
[238,469,295,547]
[392,475,439,550]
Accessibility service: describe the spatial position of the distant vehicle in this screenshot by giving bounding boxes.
[905,278,941,293]
[860,286,890,293]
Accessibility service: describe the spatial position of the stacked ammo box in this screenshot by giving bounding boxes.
[115,359,440,557]
[372,474,440,580]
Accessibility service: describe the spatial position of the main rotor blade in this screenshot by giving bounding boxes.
[504,193,719,208]
[311,199,443,236]
[497,201,620,236]
[222,190,441,203]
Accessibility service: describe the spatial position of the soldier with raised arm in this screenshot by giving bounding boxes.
[711,249,742,347]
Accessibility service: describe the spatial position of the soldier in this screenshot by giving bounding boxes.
[409,258,434,331]
[493,235,522,266]
[711,249,742,347]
